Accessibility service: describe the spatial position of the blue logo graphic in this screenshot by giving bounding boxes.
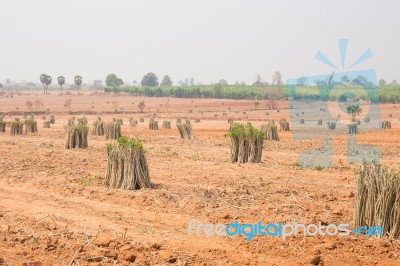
[188,219,383,241]
[286,39,381,168]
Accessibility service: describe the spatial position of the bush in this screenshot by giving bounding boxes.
[104,136,151,190]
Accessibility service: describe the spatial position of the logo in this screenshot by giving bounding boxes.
[286,39,381,168]
[188,219,383,241]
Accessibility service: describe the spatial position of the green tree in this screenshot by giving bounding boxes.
[45,76,52,92]
[352,75,369,87]
[160,75,172,86]
[341,74,351,86]
[378,79,386,87]
[105,74,124,87]
[272,71,282,85]
[138,101,145,113]
[57,76,65,94]
[74,75,82,93]
[141,73,159,87]
[213,84,223,98]
[346,104,362,122]
[296,76,308,86]
[40,74,48,94]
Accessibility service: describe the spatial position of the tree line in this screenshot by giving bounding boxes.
[39,74,82,94]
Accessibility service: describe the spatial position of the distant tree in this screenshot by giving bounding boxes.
[272,71,282,85]
[352,75,369,87]
[74,75,82,93]
[218,79,228,86]
[138,101,145,113]
[185,78,189,86]
[341,74,351,86]
[327,72,335,88]
[378,79,387,87]
[93,80,103,89]
[0,83,2,88]
[6,79,11,84]
[392,80,398,85]
[161,75,173,86]
[315,79,327,87]
[347,104,362,122]
[296,76,308,86]
[213,84,224,98]
[105,74,124,87]
[26,82,36,87]
[57,76,65,94]
[44,75,52,94]
[40,74,49,94]
[132,80,138,86]
[190,77,195,86]
[141,73,159,86]
[253,74,263,86]
[26,101,33,111]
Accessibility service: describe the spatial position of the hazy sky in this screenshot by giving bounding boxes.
[0,0,399,85]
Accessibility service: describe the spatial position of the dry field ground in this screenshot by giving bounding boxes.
[0,91,400,265]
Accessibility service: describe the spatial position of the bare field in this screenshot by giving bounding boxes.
[1,91,400,265]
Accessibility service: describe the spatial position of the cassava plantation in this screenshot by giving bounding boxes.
[1,1,400,265]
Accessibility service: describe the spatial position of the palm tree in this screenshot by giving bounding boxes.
[40,74,47,94]
[74,75,82,94]
[45,75,52,94]
[58,76,65,94]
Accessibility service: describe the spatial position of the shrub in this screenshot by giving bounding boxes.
[65,124,88,149]
[129,118,138,127]
[10,120,23,135]
[261,121,279,141]
[149,121,159,130]
[77,117,88,126]
[354,163,400,238]
[279,120,290,131]
[347,123,358,134]
[227,122,264,163]
[0,121,5,132]
[327,121,336,130]
[177,122,193,139]
[382,121,392,129]
[24,118,38,134]
[105,121,122,140]
[92,118,105,136]
[162,121,171,129]
[104,136,151,190]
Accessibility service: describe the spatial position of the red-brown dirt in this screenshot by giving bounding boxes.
[0,91,400,265]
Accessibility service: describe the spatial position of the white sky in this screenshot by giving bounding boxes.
[0,0,399,85]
